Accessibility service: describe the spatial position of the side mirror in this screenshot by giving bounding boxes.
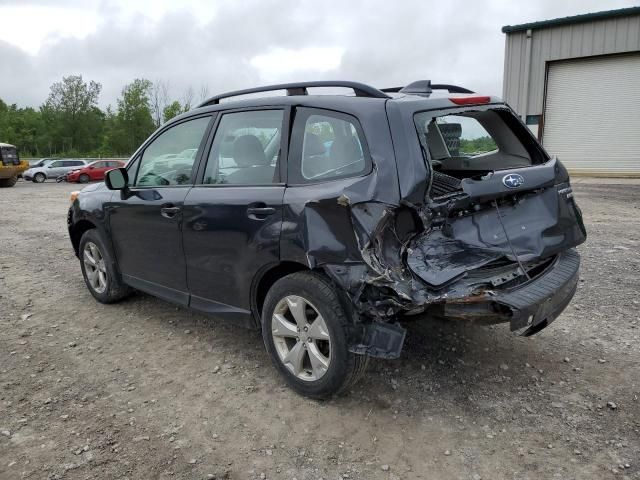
[105,167,128,190]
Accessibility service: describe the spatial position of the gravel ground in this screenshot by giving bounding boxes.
[1,179,638,480]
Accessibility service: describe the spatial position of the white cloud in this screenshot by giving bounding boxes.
[250,47,345,83]
[1,0,638,108]
[0,4,98,54]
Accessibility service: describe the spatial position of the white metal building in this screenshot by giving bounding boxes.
[502,7,640,176]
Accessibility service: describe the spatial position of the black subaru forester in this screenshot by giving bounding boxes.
[68,80,586,398]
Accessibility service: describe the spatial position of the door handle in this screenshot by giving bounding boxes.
[160,205,181,218]
[247,206,276,218]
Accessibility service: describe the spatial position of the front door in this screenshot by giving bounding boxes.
[108,115,212,304]
[87,161,109,181]
[182,108,288,325]
[46,160,66,178]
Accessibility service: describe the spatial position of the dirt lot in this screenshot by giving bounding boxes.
[1,179,638,480]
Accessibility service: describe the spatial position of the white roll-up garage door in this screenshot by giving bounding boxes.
[542,53,640,176]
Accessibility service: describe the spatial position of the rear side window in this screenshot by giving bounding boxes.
[203,109,284,185]
[289,108,369,184]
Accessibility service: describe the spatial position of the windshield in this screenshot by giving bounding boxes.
[33,159,54,167]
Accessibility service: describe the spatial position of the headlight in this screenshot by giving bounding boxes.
[70,191,80,203]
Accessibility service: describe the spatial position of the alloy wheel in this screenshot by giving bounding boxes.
[271,295,332,381]
[83,242,108,294]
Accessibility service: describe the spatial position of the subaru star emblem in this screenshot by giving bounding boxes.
[502,173,524,188]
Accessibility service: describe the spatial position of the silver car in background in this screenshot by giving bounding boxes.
[23,159,88,183]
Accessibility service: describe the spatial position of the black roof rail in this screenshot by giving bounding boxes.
[381,80,474,96]
[198,81,390,107]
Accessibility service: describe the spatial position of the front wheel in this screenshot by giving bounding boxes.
[262,272,368,399]
[33,172,46,183]
[79,173,90,183]
[79,229,132,304]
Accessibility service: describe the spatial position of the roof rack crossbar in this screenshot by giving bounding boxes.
[198,81,390,107]
[381,81,474,96]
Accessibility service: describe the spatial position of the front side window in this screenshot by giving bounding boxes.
[49,161,63,168]
[203,110,283,185]
[135,116,210,187]
[289,108,369,184]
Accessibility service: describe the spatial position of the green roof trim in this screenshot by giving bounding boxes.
[502,6,640,33]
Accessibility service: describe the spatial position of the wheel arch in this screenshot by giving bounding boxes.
[251,261,310,326]
[69,219,97,256]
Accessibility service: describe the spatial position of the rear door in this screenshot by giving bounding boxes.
[182,108,288,326]
[108,115,213,304]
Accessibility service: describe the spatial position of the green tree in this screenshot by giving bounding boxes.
[459,136,497,155]
[0,99,48,156]
[109,79,156,155]
[163,100,183,123]
[42,75,103,153]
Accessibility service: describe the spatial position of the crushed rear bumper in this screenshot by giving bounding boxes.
[431,249,580,336]
[497,249,580,335]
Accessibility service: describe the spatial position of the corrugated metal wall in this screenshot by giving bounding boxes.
[542,54,640,175]
[503,14,640,118]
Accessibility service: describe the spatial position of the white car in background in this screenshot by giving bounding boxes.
[23,159,88,183]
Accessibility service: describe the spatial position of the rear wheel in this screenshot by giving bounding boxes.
[0,175,17,187]
[262,272,368,399]
[79,173,90,183]
[79,229,132,303]
[33,172,46,183]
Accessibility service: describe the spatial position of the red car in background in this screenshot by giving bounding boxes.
[67,160,126,183]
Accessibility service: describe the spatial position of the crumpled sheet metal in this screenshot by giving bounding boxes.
[407,185,586,289]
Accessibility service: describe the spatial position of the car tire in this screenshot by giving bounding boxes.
[79,174,90,183]
[261,271,368,399]
[79,229,132,304]
[33,172,46,183]
[0,175,17,187]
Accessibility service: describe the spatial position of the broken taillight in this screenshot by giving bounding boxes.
[449,96,491,105]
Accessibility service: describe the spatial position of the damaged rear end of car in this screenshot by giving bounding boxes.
[302,93,586,359]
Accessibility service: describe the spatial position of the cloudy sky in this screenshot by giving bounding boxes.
[1,0,637,108]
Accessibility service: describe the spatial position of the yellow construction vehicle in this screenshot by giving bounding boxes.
[0,143,29,187]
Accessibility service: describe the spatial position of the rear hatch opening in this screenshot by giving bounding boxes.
[415,106,550,201]
[407,104,587,298]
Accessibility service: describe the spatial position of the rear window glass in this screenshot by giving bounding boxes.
[415,109,546,173]
[435,116,497,157]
